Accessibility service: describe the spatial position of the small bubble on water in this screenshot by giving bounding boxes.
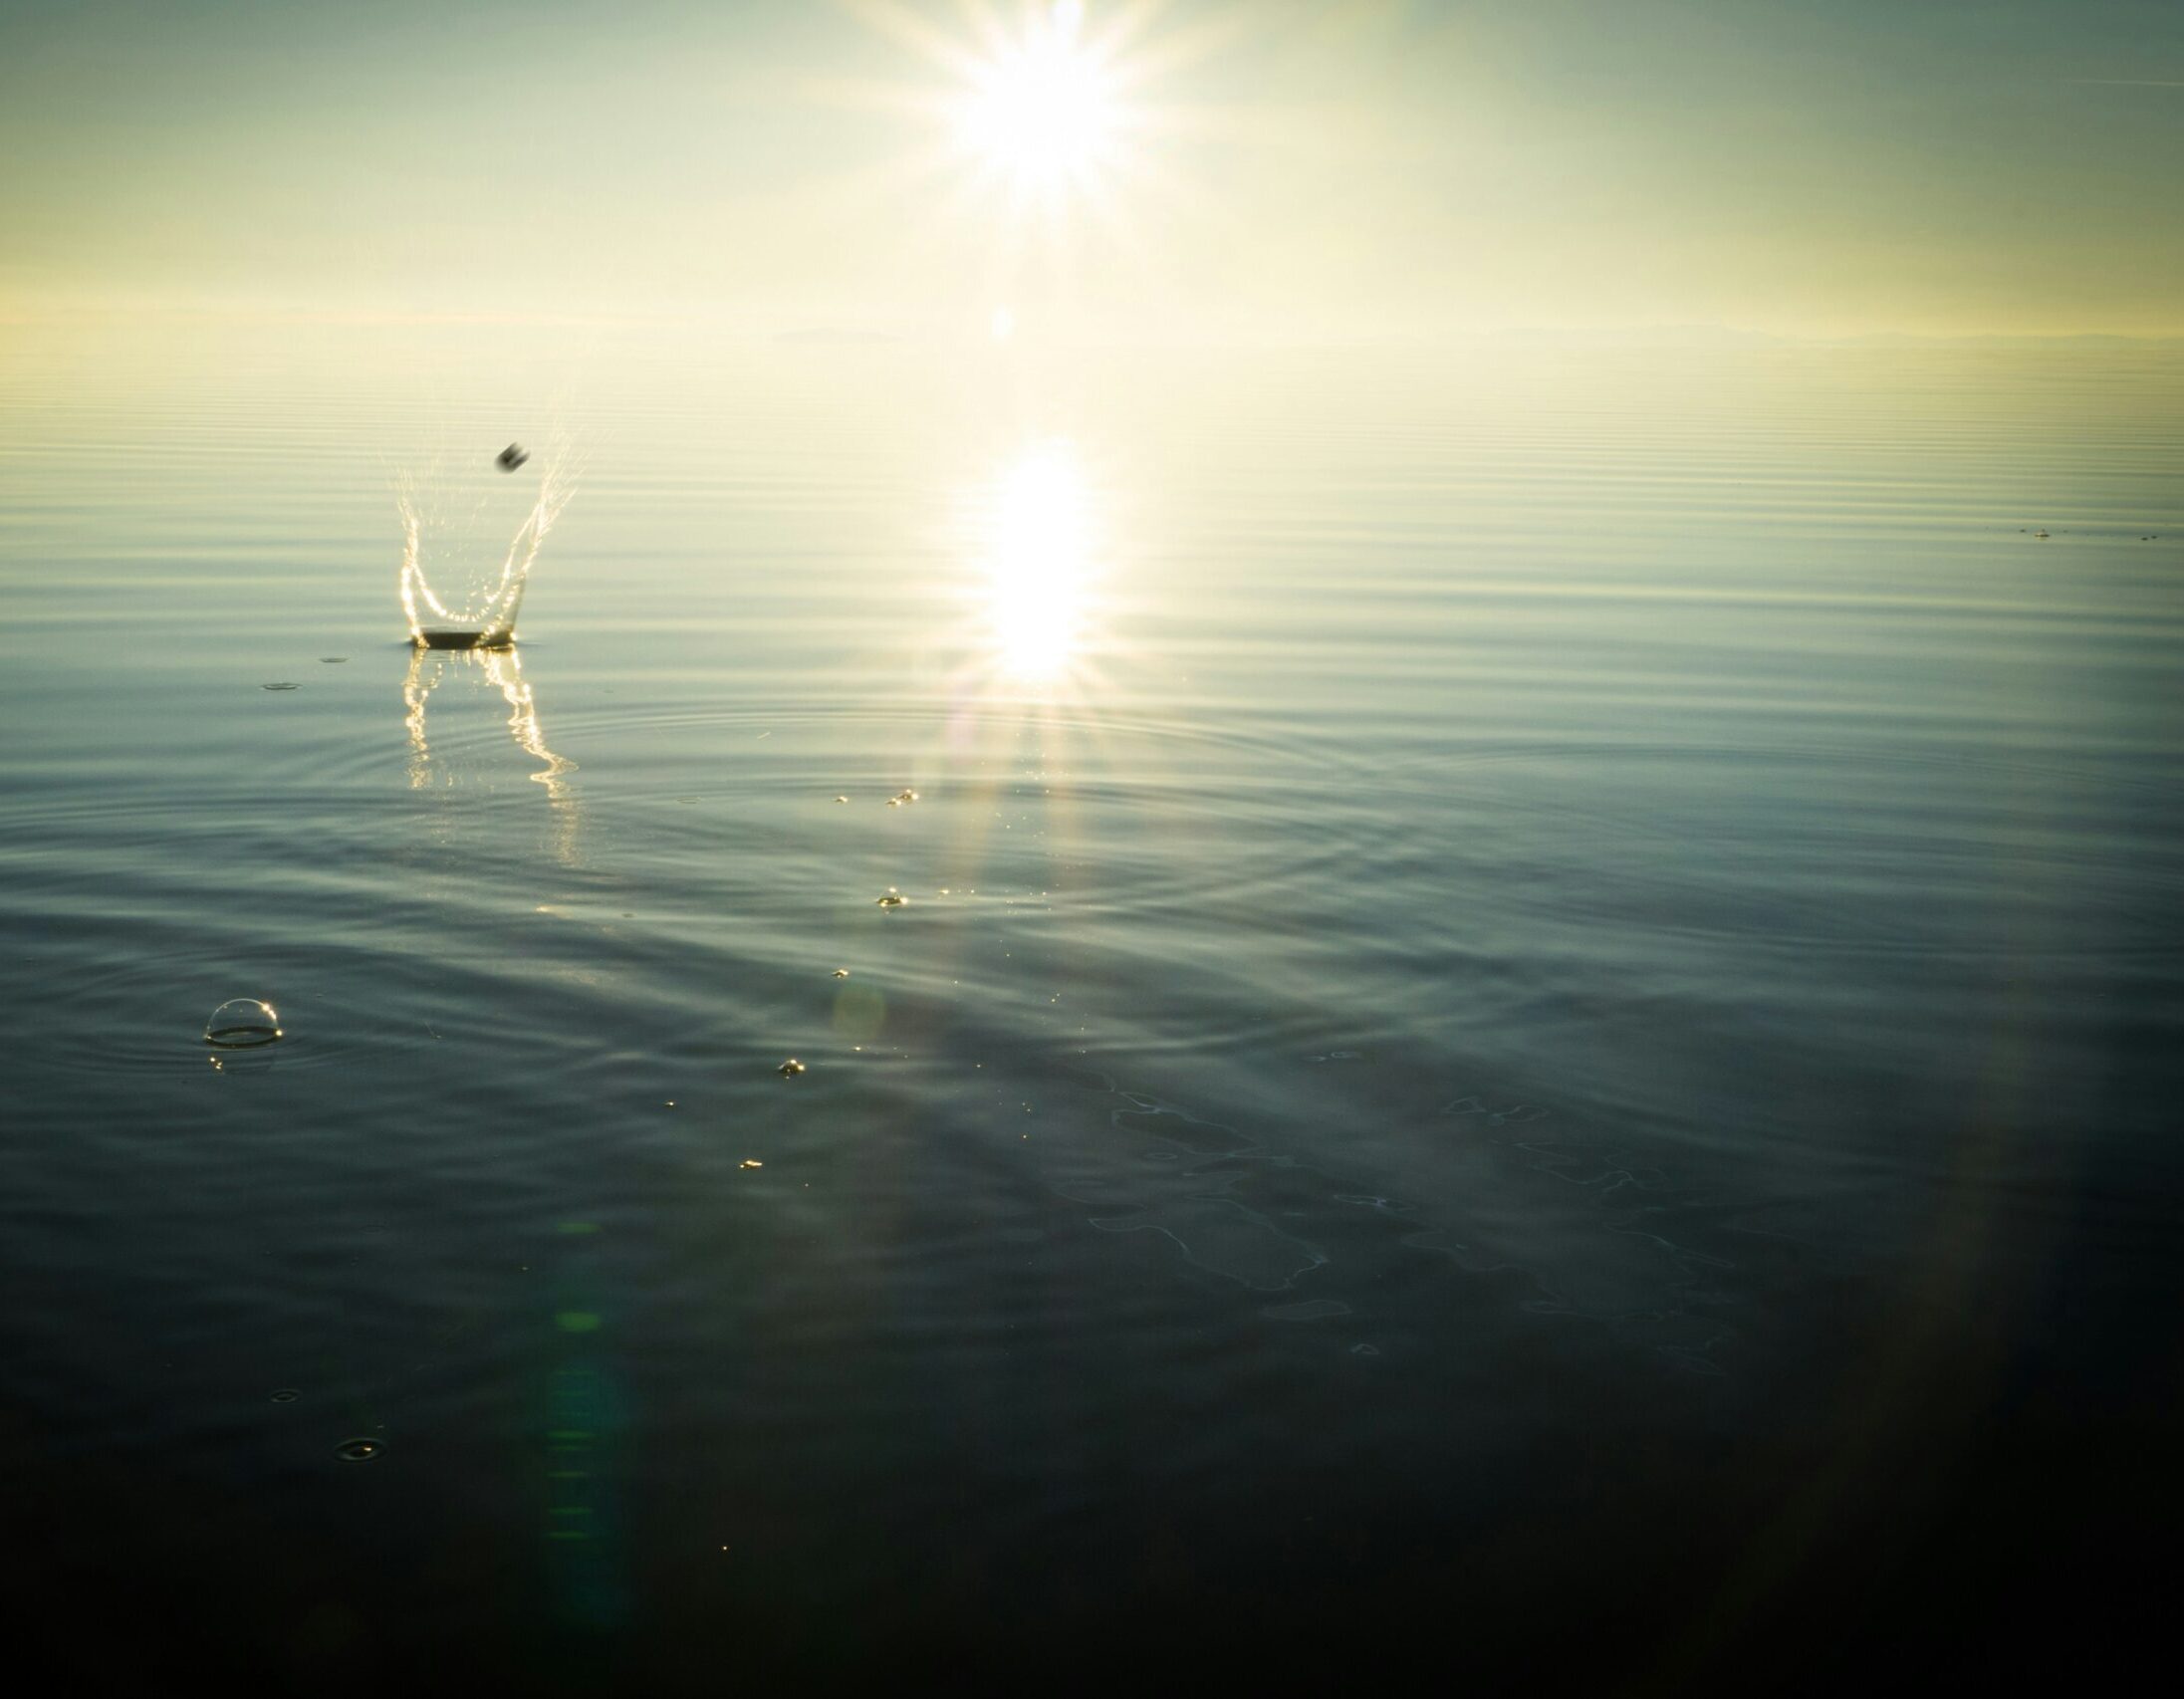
[875,889,906,907]
[319,656,349,664]
[270,1388,300,1403]
[336,1437,382,1463]
[204,999,283,1048]
[777,1059,806,1078]
[261,682,300,691]
[832,968,849,979]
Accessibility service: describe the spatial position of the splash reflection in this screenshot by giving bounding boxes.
[401,646,581,876]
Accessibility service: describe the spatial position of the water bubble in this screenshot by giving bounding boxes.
[875,888,906,907]
[886,789,920,807]
[335,1437,382,1463]
[319,656,349,664]
[261,682,300,691]
[832,968,849,979]
[777,1059,806,1078]
[834,795,849,804]
[204,999,283,1049]
[270,1388,300,1403]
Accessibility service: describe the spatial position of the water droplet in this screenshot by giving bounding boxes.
[834,795,849,804]
[261,681,300,691]
[740,1158,764,1169]
[777,1059,806,1078]
[204,999,282,1048]
[875,889,906,907]
[832,968,849,979]
[336,1437,382,1463]
[270,1388,300,1403]
[319,656,349,664]
[887,789,920,806]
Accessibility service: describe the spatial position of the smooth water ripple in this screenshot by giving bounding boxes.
[0,327,2179,1687]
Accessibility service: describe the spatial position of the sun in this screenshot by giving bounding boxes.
[820,0,1234,329]
[956,1,1117,191]
[832,0,1185,217]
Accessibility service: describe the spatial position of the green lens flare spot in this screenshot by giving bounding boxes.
[833,982,886,1043]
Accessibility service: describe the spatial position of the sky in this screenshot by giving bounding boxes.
[0,0,2179,337]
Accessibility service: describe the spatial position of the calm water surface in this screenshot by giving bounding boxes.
[3,326,2179,1687]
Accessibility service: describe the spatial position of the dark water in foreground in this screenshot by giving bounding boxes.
[2,327,2179,1688]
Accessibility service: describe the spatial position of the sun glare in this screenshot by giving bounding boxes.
[958,2,1116,190]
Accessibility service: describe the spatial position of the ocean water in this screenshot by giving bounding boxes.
[2,323,2179,1687]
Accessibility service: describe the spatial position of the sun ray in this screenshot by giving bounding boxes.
[831,0,995,82]
[1094,0,1255,90]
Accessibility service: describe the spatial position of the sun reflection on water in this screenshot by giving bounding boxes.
[975,437,1101,683]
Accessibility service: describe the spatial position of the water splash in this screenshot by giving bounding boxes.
[397,439,577,648]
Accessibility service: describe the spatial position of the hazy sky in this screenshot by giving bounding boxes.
[1,0,2178,336]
